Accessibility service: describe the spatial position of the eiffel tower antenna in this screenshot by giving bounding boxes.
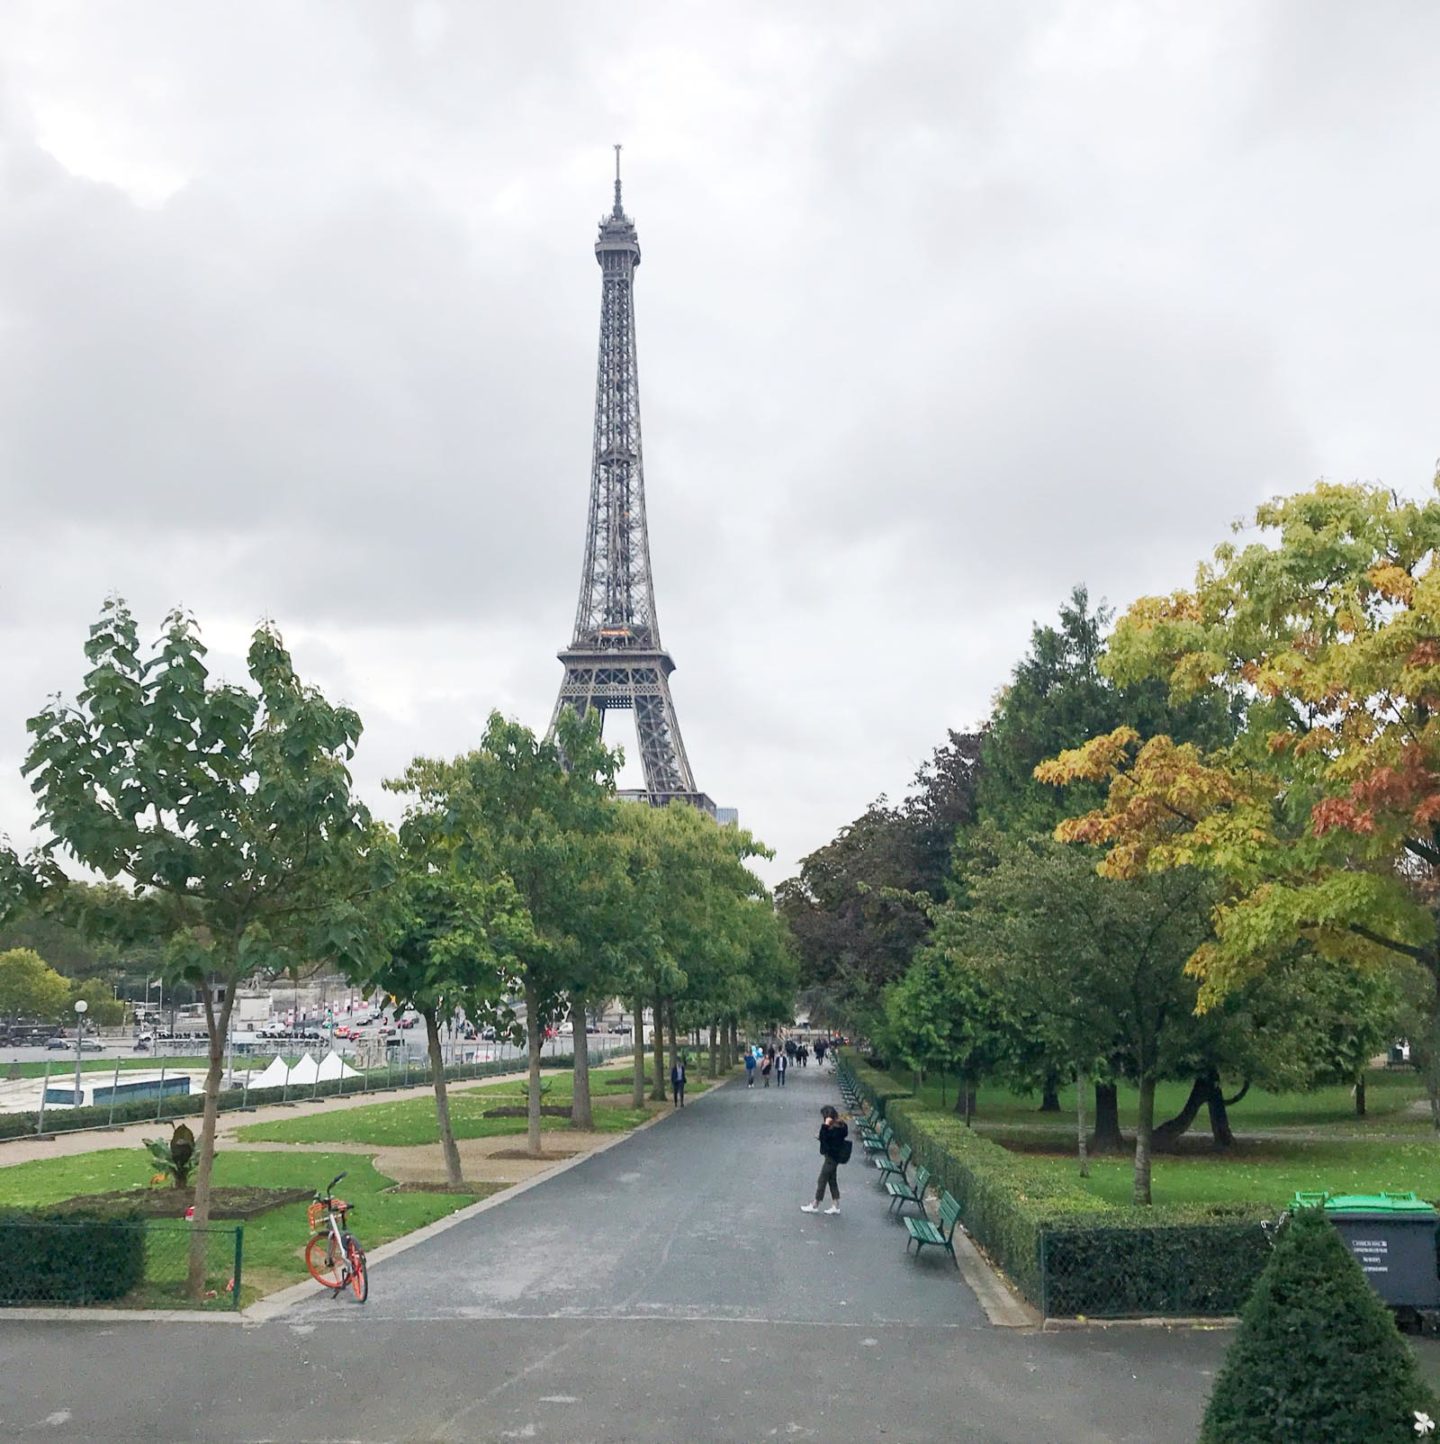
[548,151,716,814]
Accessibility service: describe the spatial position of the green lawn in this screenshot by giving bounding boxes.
[233,1068,677,1146]
[0,1148,474,1303]
[1020,1137,1440,1211]
[899,1068,1426,1137]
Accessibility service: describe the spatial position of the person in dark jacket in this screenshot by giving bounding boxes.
[670,1057,687,1108]
[800,1105,849,1215]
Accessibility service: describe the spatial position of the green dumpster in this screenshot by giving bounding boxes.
[1292,1191,1440,1310]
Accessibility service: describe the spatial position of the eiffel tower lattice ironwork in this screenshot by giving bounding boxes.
[549,149,715,814]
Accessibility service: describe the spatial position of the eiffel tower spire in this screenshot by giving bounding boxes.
[549,152,714,813]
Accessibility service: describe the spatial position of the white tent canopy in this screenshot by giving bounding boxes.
[316,1050,360,1081]
[286,1052,320,1086]
[251,1055,292,1090]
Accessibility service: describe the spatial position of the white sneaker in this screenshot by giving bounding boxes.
[800,1203,820,1213]
[824,1205,840,1215]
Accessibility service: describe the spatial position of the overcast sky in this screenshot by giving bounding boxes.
[2,2,1438,885]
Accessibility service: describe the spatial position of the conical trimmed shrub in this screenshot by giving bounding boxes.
[1200,1208,1439,1443]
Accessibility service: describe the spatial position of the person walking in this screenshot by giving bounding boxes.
[814,1038,827,1067]
[744,1050,757,1088]
[670,1055,687,1108]
[776,1049,788,1088]
[761,1049,773,1088]
[800,1105,849,1215]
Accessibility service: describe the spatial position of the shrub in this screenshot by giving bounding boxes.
[884,1099,1271,1316]
[1200,1209,1440,1443]
[841,1054,913,1119]
[0,1209,147,1305]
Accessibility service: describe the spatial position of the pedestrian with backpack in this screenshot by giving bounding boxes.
[800,1105,850,1215]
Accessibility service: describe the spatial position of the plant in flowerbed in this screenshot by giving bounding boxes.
[1199,1208,1440,1444]
[44,1129,309,1222]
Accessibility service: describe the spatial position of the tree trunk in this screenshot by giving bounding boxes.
[1133,1074,1156,1206]
[708,1021,718,1079]
[1090,1081,1124,1153]
[570,988,593,1130]
[650,993,667,1102]
[1075,1066,1090,1179]
[524,978,543,1158]
[187,985,236,1298]
[631,996,646,1110]
[1206,1079,1242,1148]
[953,1080,976,1124]
[1040,1070,1061,1113]
[1355,1070,1367,1118]
[425,1007,463,1189]
[1152,1074,1209,1152]
[666,1000,679,1081]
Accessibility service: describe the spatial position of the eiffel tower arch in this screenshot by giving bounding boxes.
[549,150,717,815]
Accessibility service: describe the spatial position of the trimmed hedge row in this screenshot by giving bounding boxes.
[839,1055,1271,1318]
[0,1210,147,1305]
[0,1050,609,1141]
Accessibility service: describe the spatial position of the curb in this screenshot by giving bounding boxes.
[1041,1314,1237,1332]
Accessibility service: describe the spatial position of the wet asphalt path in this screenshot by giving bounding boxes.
[283,1059,986,1326]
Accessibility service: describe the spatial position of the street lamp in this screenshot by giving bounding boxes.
[73,999,88,1105]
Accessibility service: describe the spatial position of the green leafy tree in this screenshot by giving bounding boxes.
[394,711,621,1156]
[70,978,124,1028]
[23,599,383,1294]
[1200,1209,1439,1443]
[0,948,72,1023]
[352,821,530,1188]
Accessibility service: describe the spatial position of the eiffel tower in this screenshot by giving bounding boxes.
[549,149,716,815]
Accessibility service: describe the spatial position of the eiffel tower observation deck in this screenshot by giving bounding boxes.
[549,149,718,817]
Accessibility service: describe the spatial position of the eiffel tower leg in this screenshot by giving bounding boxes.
[634,675,695,798]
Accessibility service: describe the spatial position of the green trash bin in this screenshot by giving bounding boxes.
[1292,1191,1440,1310]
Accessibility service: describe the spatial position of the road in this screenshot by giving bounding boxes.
[0,1061,1252,1442]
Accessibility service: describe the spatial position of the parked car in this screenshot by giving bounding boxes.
[44,1036,68,1050]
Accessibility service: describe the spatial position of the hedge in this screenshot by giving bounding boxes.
[0,1049,611,1141]
[841,1057,914,1120]
[881,1096,1270,1318]
[0,1209,147,1305]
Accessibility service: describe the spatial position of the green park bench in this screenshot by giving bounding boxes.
[885,1164,931,1217]
[875,1141,912,1183]
[904,1190,962,1267]
[863,1121,894,1156]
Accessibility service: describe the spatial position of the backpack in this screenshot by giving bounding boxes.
[836,1137,853,1165]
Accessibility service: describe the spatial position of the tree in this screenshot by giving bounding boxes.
[352,821,528,1189]
[23,600,382,1294]
[395,710,621,1156]
[1039,478,1440,1123]
[1199,1209,1439,1443]
[0,948,72,1023]
[917,827,1224,1196]
[71,977,124,1028]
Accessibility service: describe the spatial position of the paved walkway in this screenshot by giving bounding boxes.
[0,1063,1253,1442]
[284,1058,986,1325]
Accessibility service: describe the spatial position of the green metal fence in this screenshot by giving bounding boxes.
[0,1218,243,1310]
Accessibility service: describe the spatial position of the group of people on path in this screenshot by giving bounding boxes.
[743,1043,792,1087]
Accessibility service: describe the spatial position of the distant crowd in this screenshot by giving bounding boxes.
[742,1034,846,1088]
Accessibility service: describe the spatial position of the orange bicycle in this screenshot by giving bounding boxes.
[305,1171,368,1303]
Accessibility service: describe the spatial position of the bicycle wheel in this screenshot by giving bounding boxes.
[344,1234,368,1304]
[305,1231,346,1289]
